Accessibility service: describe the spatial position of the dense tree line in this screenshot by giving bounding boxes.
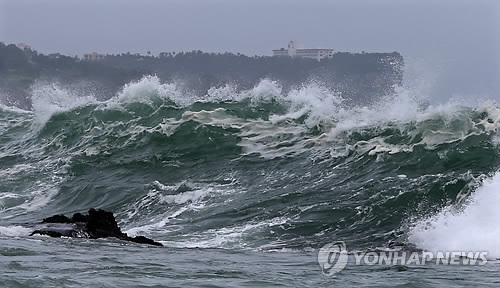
[0,42,403,109]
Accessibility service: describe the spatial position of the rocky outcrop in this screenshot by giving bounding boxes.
[30,208,163,247]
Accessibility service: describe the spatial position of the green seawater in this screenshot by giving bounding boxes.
[1,78,499,287]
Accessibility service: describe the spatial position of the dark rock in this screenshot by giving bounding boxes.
[31,208,163,247]
[126,235,164,247]
[31,230,63,238]
[42,214,72,223]
[29,222,88,238]
[86,208,123,239]
[71,212,88,223]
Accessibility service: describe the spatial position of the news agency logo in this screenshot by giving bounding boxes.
[317,241,348,276]
[318,241,489,277]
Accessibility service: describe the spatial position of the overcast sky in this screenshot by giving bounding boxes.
[1,0,499,101]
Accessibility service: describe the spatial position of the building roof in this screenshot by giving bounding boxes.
[16,43,31,49]
[272,48,334,52]
[296,48,334,51]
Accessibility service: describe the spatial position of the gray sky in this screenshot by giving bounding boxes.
[1,0,499,102]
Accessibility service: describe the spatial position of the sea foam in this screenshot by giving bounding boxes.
[408,172,500,259]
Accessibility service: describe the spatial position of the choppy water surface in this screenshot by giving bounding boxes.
[1,77,499,287]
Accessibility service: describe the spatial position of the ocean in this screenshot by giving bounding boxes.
[1,76,499,287]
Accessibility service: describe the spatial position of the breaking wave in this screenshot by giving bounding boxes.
[0,75,499,253]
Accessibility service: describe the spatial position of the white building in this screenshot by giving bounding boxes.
[16,43,31,51]
[272,41,333,61]
[83,52,106,61]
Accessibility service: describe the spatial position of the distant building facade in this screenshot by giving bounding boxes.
[272,41,333,61]
[83,52,106,61]
[16,43,31,51]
